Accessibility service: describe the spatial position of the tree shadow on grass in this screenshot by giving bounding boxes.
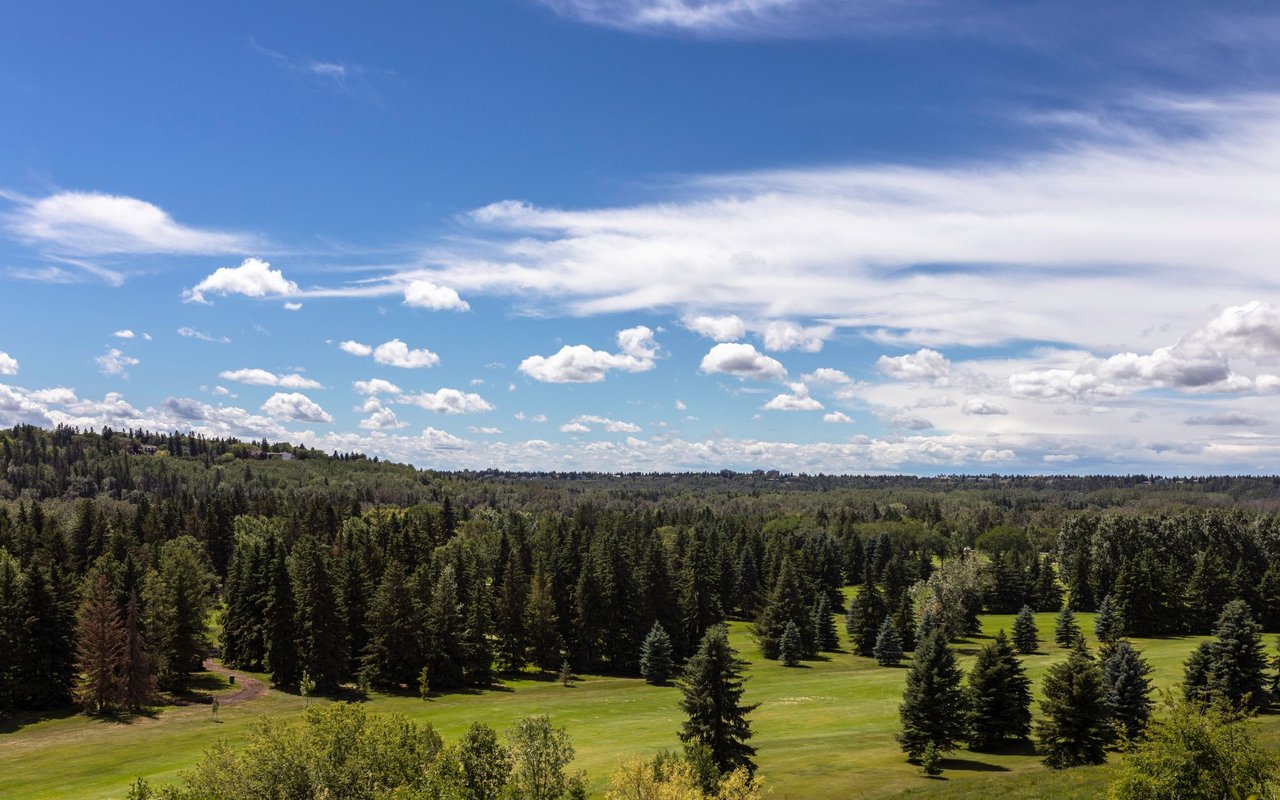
[939,758,1010,773]
[967,739,1038,758]
[0,704,79,734]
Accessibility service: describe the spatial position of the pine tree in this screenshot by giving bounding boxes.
[677,540,723,661]
[423,565,467,690]
[848,582,887,658]
[143,537,215,691]
[1054,606,1082,649]
[1034,643,1109,769]
[264,536,300,686]
[1187,549,1233,635]
[1094,594,1122,644]
[1034,558,1064,612]
[892,594,916,652]
[734,547,761,618]
[1012,605,1039,655]
[291,536,349,693]
[463,575,495,687]
[0,549,25,713]
[360,560,421,688]
[121,590,155,712]
[753,556,810,660]
[525,566,564,672]
[779,621,802,667]
[495,546,529,673]
[1102,640,1153,741]
[1257,566,1280,632]
[874,616,904,667]
[639,622,674,684]
[897,628,968,761]
[914,606,938,650]
[678,625,757,775]
[1185,599,1270,710]
[19,560,77,709]
[812,595,839,652]
[966,631,1032,749]
[74,573,126,714]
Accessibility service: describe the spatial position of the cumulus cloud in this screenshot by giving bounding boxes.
[962,398,1009,416]
[0,352,16,376]
[95,347,139,378]
[219,368,323,389]
[261,392,333,423]
[373,339,440,369]
[284,302,303,311]
[339,340,373,357]
[567,414,642,433]
[685,314,745,342]
[112,329,135,339]
[761,383,824,411]
[762,320,829,352]
[184,258,298,304]
[177,326,231,344]
[403,280,470,311]
[886,412,933,430]
[519,326,658,383]
[353,378,403,395]
[823,411,853,423]
[699,343,786,381]
[358,404,407,430]
[802,368,852,386]
[396,388,494,414]
[560,421,591,433]
[877,348,951,381]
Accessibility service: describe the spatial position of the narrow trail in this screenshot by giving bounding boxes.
[201,658,267,707]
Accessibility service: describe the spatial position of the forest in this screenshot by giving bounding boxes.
[3,423,1280,799]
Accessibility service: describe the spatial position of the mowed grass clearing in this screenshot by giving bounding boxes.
[3,610,1279,800]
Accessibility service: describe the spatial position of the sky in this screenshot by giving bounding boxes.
[4,1,1280,475]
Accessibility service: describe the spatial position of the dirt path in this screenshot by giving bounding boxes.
[202,658,267,706]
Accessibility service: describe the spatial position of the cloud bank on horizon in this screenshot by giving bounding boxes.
[3,1,1280,474]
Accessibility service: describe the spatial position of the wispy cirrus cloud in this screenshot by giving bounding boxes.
[249,39,391,102]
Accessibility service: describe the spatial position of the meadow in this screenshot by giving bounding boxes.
[3,610,1275,800]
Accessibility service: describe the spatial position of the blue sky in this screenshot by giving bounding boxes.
[4,1,1280,474]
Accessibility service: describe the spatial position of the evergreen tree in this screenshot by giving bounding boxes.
[19,561,76,708]
[1035,643,1109,769]
[874,616,904,667]
[676,539,723,659]
[914,606,938,650]
[897,628,968,761]
[74,573,126,714]
[892,594,916,652]
[754,556,810,660]
[1034,558,1064,612]
[1257,566,1280,632]
[337,548,369,678]
[121,590,155,712]
[0,549,25,712]
[779,621,802,667]
[848,582,887,658]
[1054,606,1082,649]
[678,625,757,775]
[291,536,349,693]
[264,535,300,686]
[1101,640,1153,741]
[1185,599,1270,710]
[811,594,840,652]
[495,546,529,673]
[423,565,467,690]
[526,566,564,672]
[1187,549,1233,635]
[639,622,674,684]
[463,575,495,687]
[966,631,1032,749]
[360,560,421,688]
[143,537,215,690]
[1094,594,1122,644]
[1012,605,1039,654]
[734,547,761,618]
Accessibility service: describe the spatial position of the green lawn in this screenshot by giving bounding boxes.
[3,611,1278,800]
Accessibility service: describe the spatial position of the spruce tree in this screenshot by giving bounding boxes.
[1035,643,1109,769]
[639,622,674,684]
[264,536,300,686]
[874,616,904,667]
[1187,549,1233,635]
[753,556,810,660]
[1185,599,1270,710]
[0,550,25,713]
[812,595,840,652]
[121,590,155,712]
[678,625,757,774]
[74,573,126,714]
[291,536,349,693]
[143,537,215,690]
[1012,605,1039,654]
[360,560,421,688]
[966,631,1032,749]
[1054,606,1082,649]
[423,565,467,690]
[734,547,761,618]
[914,606,938,649]
[848,582,887,658]
[1034,558,1064,612]
[20,561,77,709]
[892,594,916,652]
[495,546,528,673]
[1094,594,1122,644]
[779,621,802,667]
[898,628,968,761]
[463,576,495,687]
[1101,640,1153,741]
[525,566,564,672]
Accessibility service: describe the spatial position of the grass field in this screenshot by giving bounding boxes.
[3,610,1279,800]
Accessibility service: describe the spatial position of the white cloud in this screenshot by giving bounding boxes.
[0,352,16,376]
[6,191,252,256]
[1044,453,1079,463]
[353,378,403,395]
[560,421,591,433]
[515,412,548,423]
[802,368,852,386]
[675,399,687,410]
[219,368,323,389]
[339,340,373,357]
[261,392,333,423]
[358,404,407,430]
[95,347,139,378]
[184,258,298,304]
[177,326,231,344]
[284,302,303,311]
[519,326,658,383]
[887,413,933,430]
[419,427,468,450]
[112,329,135,339]
[1185,411,1265,426]
[823,411,853,423]
[569,414,642,432]
[213,385,231,396]
[962,398,1009,416]
[403,280,470,311]
[470,426,502,435]
[762,320,829,352]
[396,388,494,414]
[762,383,823,411]
[699,343,786,381]
[877,348,951,381]
[685,314,745,342]
[373,339,440,369]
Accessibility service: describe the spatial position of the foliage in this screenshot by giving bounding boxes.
[898,627,968,761]
[1035,643,1110,769]
[873,616,903,667]
[1102,640,1154,742]
[641,622,675,684]
[679,625,758,775]
[1013,605,1039,654]
[966,630,1032,749]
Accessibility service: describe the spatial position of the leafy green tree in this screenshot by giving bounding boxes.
[966,630,1032,749]
[1107,693,1279,800]
[1035,643,1109,769]
[143,536,215,690]
[779,621,802,667]
[1101,640,1153,741]
[506,715,584,800]
[898,628,967,761]
[1054,606,1082,649]
[456,721,512,800]
[874,616,904,667]
[639,622,674,684]
[74,573,126,713]
[1012,605,1039,655]
[679,625,757,775]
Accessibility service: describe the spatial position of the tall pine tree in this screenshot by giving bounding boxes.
[678,625,757,775]
[898,627,968,761]
[966,630,1032,749]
